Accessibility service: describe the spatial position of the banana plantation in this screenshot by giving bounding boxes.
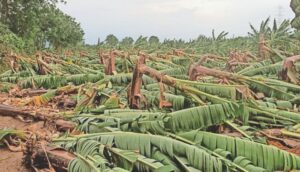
[1,1,300,172]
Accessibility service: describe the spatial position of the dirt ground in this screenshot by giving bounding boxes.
[0,116,31,172]
[0,148,29,172]
[0,91,73,172]
[0,114,56,172]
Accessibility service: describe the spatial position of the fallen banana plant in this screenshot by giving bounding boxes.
[1,48,300,171]
[52,131,300,172]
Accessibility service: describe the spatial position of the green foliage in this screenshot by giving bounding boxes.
[166,103,243,132]
[105,34,119,48]
[120,37,134,49]
[56,133,224,172]
[134,36,148,49]
[0,129,25,146]
[0,82,15,92]
[14,73,104,89]
[248,18,293,51]
[291,0,300,30]
[0,23,24,51]
[56,130,300,172]
[233,157,267,172]
[73,102,246,135]
[212,29,228,41]
[179,131,300,171]
[46,8,84,49]
[0,0,84,51]
[148,36,160,47]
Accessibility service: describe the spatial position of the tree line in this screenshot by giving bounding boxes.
[0,0,84,52]
[1,0,300,54]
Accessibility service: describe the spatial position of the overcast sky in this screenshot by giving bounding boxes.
[59,0,294,44]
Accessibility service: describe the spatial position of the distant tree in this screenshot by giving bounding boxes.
[0,0,84,51]
[46,8,84,49]
[148,36,160,47]
[105,34,119,47]
[291,0,300,30]
[120,37,134,48]
[162,39,175,47]
[197,35,209,42]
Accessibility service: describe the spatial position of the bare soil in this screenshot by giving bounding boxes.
[0,116,30,172]
[0,148,29,172]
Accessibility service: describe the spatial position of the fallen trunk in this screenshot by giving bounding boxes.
[0,104,76,128]
[30,145,75,172]
[189,64,243,81]
[0,104,35,118]
[128,54,235,108]
[20,89,48,97]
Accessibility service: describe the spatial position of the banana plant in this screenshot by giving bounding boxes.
[53,131,300,172]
